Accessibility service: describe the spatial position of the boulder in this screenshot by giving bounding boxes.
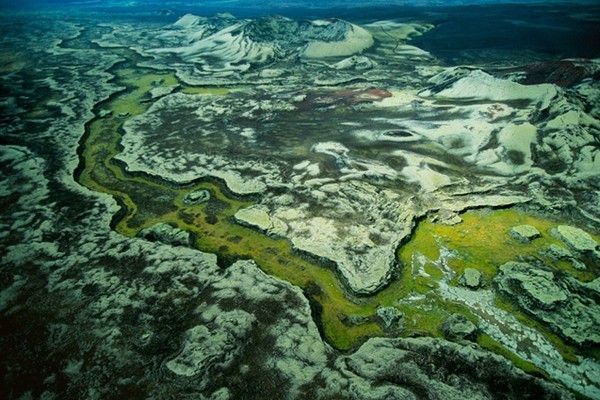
[496,262,567,310]
[543,244,572,260]
[510,225,541,243]
[183,189,210,205]
[234,205,287,236]
[459,268,483,289]
[432,209,462,226]
[138,223,191,247]
[376,307,404,331]
[554,225,598,253]
[442,314,478,341]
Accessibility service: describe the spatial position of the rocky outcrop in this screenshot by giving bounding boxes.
[510,224,541,243]
[337,337,572,400]
[431,209,462,225]
[332,55,376,71]
[234,205,287,236]
[495,261,600,345]
[459,268,483,289]
[553,225,598,254]
[496,262,567,310]
[442,314,478,341]
[138,223,191,247]
[544,244,573,260]
[166,309,256,377]
[183,189,210,205]
[376,306,404,331]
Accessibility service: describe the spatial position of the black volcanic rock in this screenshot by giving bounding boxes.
[521,60,589,88]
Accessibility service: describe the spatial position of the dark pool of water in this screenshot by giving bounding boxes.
[407,4,600,65]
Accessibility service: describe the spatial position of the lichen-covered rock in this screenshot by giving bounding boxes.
[510,224,541,242]
[335,337,573,400]
[432,209,462,225]
[138,223,191,247]
[183,189,210,205]
[234,205,288,236]
[234,205,272,231]
[554,225,598,253]
[543,244,572,260]
[166,309,256,377]
[376,306,404,331]
[495,262,567,310]
[442,314,478,341]
[459,268,483,289]
[495,261,600,345]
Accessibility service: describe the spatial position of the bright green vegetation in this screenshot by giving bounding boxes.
[397,209,598,364]
[423,209,599,283]
[477,334,545,375]
[181,86,235,96]
[77,50,598,376]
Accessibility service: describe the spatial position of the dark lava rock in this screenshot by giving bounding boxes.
[520,60,588,88]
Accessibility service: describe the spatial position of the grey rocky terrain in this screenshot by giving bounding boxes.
[1,8,599,400]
